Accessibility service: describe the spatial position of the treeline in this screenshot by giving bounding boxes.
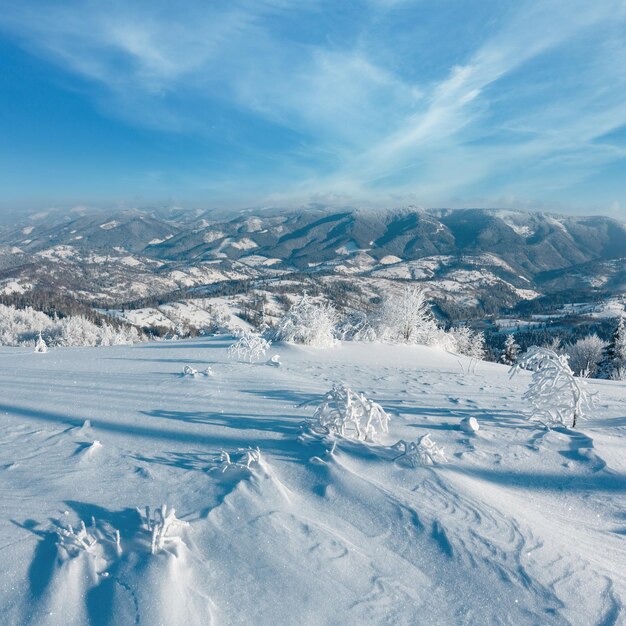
[0,291,131,330]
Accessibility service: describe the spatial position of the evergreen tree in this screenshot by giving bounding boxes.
[500,333,520,366]
[34,331,47,353]
[599,317,626,379]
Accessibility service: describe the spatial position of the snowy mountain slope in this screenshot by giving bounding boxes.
[1,207,625,318]
[0,339,624,624]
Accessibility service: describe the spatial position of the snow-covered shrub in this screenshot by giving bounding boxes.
[57,516,121,557]
[563,334,606,378]
[34,331,47,353]
[376,286,439,345]
[500,334,520,365]
[228,330,271,363]
[610,366,626,381]
[336,310,377,342]
[57,519,99,554]
[269,294,338,348]
[448,326,485,359]
[219,446,262,471]
[307,384,390,441]
[182,365,213,377]
[393,434,447,466]
[511,346,594,428]
[139,505,188,555]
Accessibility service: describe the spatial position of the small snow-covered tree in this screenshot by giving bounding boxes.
[564,334,606,378]
[377,286,439,345]
[610,366,626,381]
[511,346,593,428]
[336,310,377,342]
[34,331,47,353]
[599,317,626,379]
[448,326,485,359]
[308,384,390,441]
[500,334,520,366]
[228,330,271,363]
[269,294,338,348]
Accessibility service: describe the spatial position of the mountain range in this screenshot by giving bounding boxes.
[1,207,624,320]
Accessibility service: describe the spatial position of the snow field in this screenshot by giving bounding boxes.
[0,338,625,625]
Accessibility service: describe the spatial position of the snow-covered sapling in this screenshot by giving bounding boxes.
[377,286,439,345]
[228,331,272,363]
[34,331,47,353]
[308,384,390,441]
[268,293,338,348]
[393,434,447,466]
[500,334,520,366]
[511,346,594,428]
[564,334,606,378]
[599,318,626,379]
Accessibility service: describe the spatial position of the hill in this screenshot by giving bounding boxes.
[0,338,624,624]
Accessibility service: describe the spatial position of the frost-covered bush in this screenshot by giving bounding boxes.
[308,384,390,441]
[511,346,593,428]
[393,434,447,466]
[448,326,485,359]
[376,286,439,345]
[182,365,213,377]
[139,505,188,555]
[269,294,338,348]
[57,516,121,557]
[563,334,606,378]
[219,446,262,471]
[610,366,626,381]
[228,331,271,362]
[336,310,377,342]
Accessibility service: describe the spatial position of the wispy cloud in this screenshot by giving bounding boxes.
[0,0,625,210]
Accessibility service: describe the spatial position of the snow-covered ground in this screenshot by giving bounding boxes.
[1,339,625,625]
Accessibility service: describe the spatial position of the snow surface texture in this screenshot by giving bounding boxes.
[0,338,625,625]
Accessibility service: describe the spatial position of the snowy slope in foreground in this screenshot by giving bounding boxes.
[0,339,625,625]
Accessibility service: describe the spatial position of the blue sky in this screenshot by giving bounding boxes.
[0,0,625,214]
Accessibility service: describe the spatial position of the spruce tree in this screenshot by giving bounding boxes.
[501,333,520,366]
[599,317,626,379]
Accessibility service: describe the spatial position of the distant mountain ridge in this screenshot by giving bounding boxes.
[0,207,624,312]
